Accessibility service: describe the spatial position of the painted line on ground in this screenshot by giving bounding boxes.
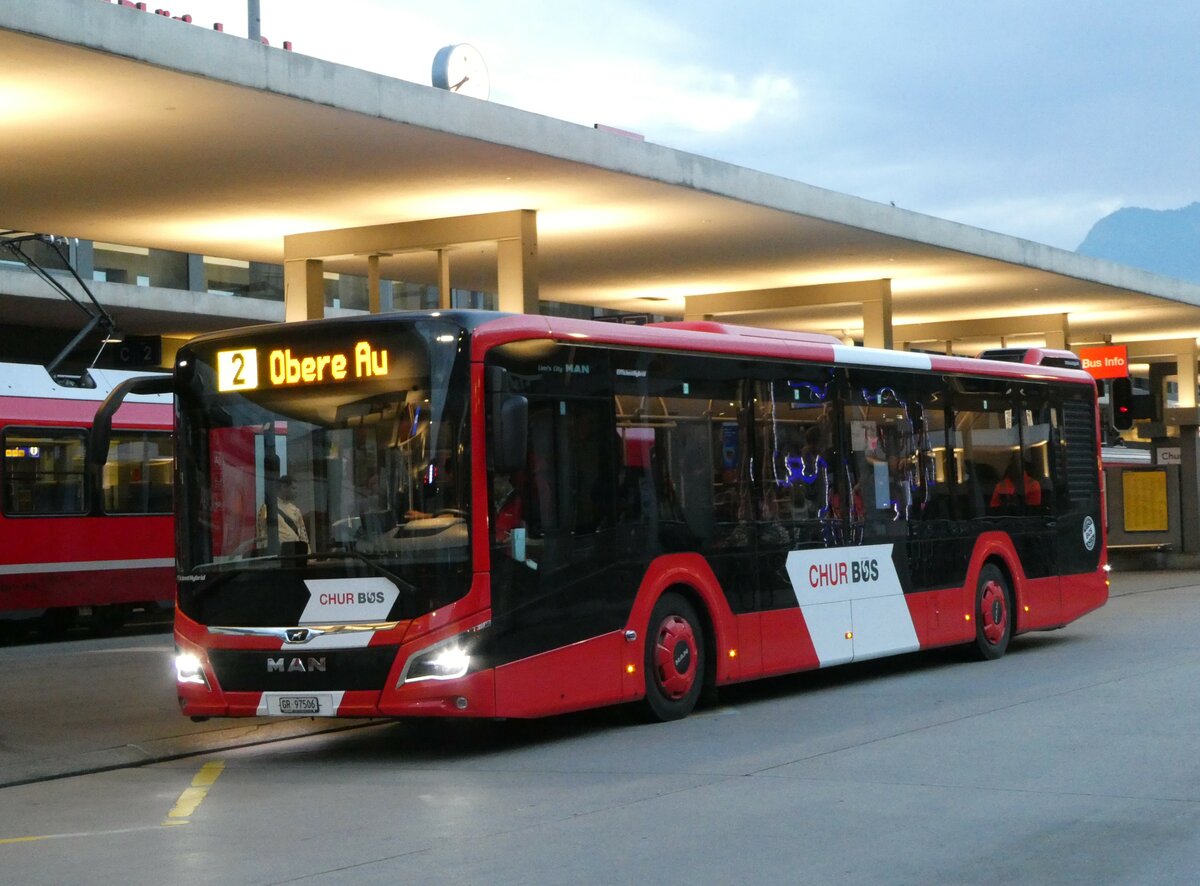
[162,760,226,826]
[1,825,161,845]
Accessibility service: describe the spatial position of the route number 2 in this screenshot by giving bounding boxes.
[217,348,259,392]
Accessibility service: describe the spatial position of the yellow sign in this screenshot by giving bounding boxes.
[1122,470,1168,533]
[216,342,389,393]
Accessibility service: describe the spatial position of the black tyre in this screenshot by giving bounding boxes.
[972,563,1013,660]
[89,604,128,636]
[641,592,705,722]
[38,607,77,640]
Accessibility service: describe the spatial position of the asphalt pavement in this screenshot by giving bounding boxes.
[0,553,1194,790]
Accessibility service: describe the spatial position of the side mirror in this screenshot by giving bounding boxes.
[86,374,174,515]
[487,366,528,473]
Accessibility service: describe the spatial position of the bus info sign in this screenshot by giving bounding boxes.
[1079,345,1129,380]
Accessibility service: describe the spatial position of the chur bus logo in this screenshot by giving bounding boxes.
[267,656,327,673]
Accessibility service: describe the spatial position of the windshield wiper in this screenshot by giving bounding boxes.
[186,553,302,572]
[184,550,421,598]
[306,550,422,597]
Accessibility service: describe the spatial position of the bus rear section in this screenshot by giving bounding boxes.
[168,312,1107,722]
[1,362,174,635]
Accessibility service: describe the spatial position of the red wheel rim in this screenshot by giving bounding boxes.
[980,580,1008,645]
[653,614,697,699]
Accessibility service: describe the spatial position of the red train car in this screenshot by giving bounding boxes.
[0,362,174,635]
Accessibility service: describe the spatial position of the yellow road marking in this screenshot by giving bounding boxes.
[163,761,226,825]
[2,761,228,843]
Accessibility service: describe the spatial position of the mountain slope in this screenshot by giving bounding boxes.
[1077,202,1200,282]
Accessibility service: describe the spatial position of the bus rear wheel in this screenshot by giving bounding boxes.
[641,592,705,722]
[972,564,1012,660]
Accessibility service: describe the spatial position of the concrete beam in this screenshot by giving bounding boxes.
[684,279,893,348]
[283,209,539,316]
[896,313,1070,348]
[283,210,535,261]
[1124,338,1199,361]
[684,279,891,317]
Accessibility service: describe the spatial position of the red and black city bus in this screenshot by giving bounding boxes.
[139,311,1106,721]
[1,362,174,634]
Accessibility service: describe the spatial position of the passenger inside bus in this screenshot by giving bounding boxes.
[256,475,309,555]
[990,457,1043,509]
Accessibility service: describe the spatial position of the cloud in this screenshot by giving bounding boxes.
[498,61,801,139]
[923,195,1130,250]
[214,0,1200,249]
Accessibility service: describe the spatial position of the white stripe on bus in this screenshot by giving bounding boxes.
[832,346,933,370]
[0,558,174,575]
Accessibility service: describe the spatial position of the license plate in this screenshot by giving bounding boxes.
[277,696,320,715]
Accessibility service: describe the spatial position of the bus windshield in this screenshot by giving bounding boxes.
[174,318,471,626]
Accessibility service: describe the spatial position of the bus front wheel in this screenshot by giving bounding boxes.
[972,564,1012,660]
[641,592,705,722]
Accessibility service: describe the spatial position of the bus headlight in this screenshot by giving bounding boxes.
[404,644,471,682]
[400,621,490,685]
[174,651,209,686]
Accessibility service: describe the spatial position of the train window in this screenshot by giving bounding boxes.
[2,428,87,516]
[104,431,174,515]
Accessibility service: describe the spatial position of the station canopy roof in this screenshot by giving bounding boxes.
[4,1,1200,356]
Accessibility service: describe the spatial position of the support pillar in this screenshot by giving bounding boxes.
[861,282,893,350]
[1170,345,1200,553]
[496,209,539,314]
[1174,343,1198,408]
[367,255,381,314]
[437,249,452,310]
[1149,362,1171,422]
[1180,420,1200,552]
[186,253,205,293]
[284,258,324,322]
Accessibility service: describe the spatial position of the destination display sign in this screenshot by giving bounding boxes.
[216,341,391,392]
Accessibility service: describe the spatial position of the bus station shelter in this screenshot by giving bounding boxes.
[4,0,1200,555]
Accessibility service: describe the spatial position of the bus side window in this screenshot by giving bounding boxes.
[952,387,1015,519]
[842,372,920,540]
[1020,399,1054,514]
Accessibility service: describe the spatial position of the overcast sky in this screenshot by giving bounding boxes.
[187,0,1197,251]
